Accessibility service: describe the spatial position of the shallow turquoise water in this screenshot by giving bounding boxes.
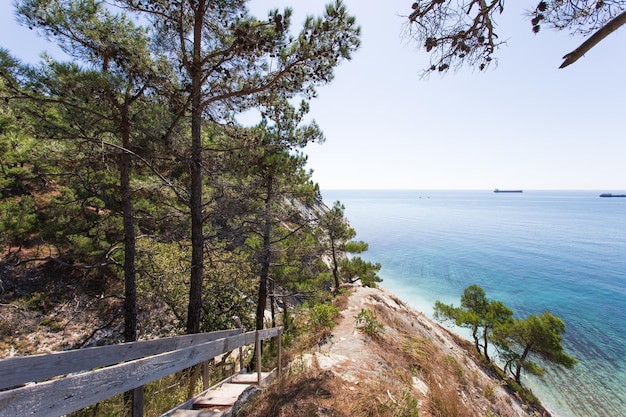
[322,190,626,417]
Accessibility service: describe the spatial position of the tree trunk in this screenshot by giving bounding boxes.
[515,346,531,384]
[471,326,480,353]
[270,278,276,328]
[482,327,490,362]
[256,239,269,333]
[186,4,206,335]
[330,239,340,293]
[120,103,142,417]
[256,180,273,333]
[120,106,137,344]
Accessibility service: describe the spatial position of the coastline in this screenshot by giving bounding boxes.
[325,189,625,417]
[242,282,546,417]
[374,282,562,417]
[322,283,551,417]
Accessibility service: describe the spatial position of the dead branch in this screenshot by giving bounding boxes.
[560,10,626,68]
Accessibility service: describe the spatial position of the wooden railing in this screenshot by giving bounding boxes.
[0,327,283,417]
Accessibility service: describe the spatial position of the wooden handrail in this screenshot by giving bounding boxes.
[0,328,242,391]
[0,327,283,417]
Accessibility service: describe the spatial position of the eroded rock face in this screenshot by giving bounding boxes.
[289,286,539,417]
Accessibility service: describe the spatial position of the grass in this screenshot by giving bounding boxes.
[236,365,421,417]
[401,337,474,417]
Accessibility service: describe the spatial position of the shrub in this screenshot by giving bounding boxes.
[309,303,340,331]
[355,308,384,337]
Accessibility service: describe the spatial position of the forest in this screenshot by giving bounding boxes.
[0,0,383,357]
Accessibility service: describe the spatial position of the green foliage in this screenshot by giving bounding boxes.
[309,303,340,331]
[342,240,368,253]
[20,291,54,313]
[355,308,384,337]
[37,186,111,261]
[492,311,577,384]
[320,201,356,244]
[339,256,382,287]
[491,365,542,408]
[200,250,258,332]
[0,0,368,365]
[0,165,35,197]
[319,200,380,292]
[40,317,64,332]
[136,239,258,333]
[0,195,38,249]
[433,284,512,361]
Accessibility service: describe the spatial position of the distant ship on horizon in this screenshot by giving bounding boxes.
[599,193,626,198]
[494,189,523,193]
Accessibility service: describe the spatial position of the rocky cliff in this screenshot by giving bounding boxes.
[236,285,550,417]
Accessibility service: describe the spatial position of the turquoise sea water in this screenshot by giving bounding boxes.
[321,190,626,417]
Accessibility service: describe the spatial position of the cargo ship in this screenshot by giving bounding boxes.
[599,193,626,197]
[494,189,523,193]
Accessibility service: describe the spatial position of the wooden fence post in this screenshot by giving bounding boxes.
[202,361,209,390]
[278,327,282,379]
[255,330,262,386]
[132,386,144,417]
[239,343,244,373]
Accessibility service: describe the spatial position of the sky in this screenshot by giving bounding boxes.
[1,1,625,190]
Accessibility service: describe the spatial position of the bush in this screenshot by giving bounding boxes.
[309,303,340,331]
[354,308,384,337]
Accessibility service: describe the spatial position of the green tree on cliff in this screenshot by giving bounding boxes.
[434,284,513,361]
[339,256,382,288]
[492,311,577,384]
[319,201,380,292]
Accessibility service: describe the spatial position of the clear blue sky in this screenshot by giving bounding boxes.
[2,1,625,190]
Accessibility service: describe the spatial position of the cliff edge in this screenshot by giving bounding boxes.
[237,285,549,417]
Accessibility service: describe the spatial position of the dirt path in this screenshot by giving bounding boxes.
[315,286,385,382]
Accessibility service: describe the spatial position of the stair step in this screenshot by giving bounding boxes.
[171,410,226,417]
[230,372,271,384]
[193,383,251,407]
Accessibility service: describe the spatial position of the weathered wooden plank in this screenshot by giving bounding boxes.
[229,372,271,384]
[193,383,250,407]
[0,337,228,417]
[171,410,225,417]
[256,327,281,340]
[0,329,281,417]
[0,329,242,390]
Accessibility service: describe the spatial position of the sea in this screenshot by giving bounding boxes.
[320,190,626,417]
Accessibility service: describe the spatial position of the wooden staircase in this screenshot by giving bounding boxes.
[164,371,274,417]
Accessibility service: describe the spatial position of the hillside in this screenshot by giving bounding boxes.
[1,261,553,416]
[236,285,549,417]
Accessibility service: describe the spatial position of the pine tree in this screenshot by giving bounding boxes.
[121,0,361,333]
